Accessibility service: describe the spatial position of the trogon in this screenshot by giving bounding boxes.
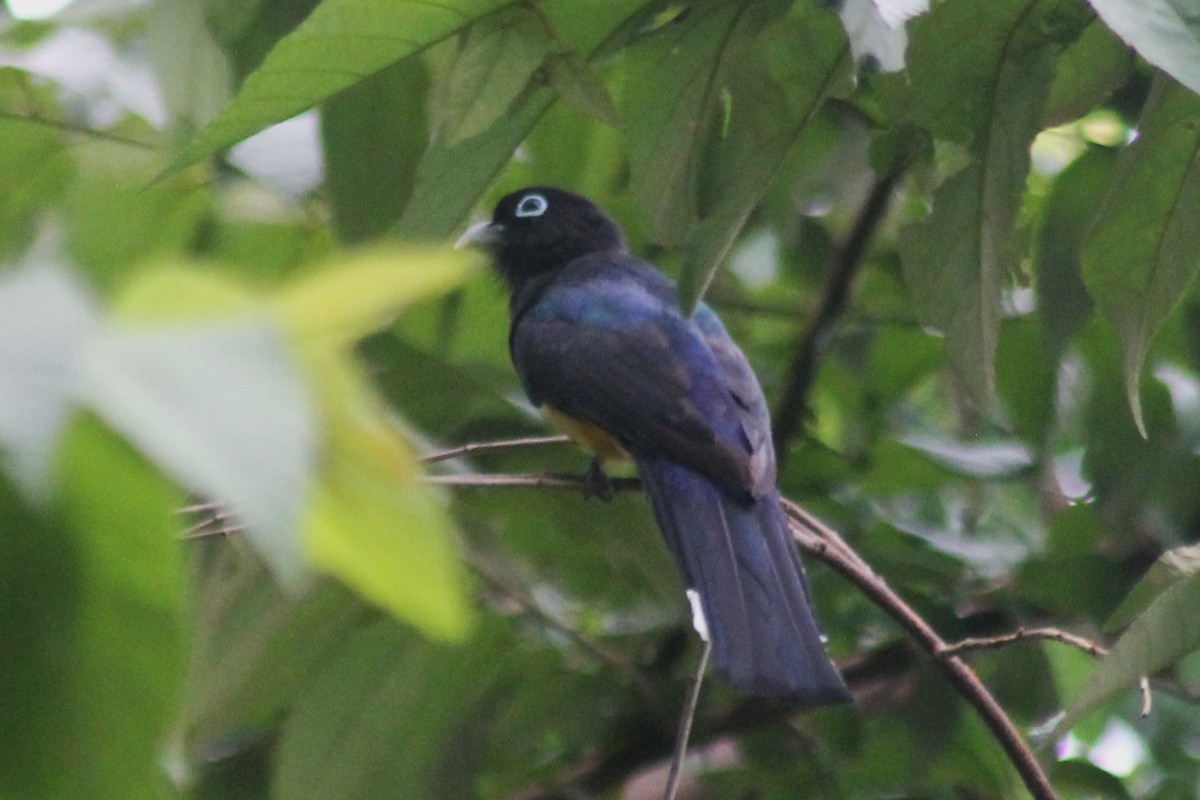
[458,186,850,704]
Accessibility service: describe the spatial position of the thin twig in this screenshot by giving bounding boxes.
[465,549,669,720]
[772,167,904,458]
[785,505,1057,800]
[420,434,571,464]
[940,628,1108,659]
[0,110,159,149]
[424,471,641,493]
[663,639,711,800]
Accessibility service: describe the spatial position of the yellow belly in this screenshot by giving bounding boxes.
[544,406,631,465]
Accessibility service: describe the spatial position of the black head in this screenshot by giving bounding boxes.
[457,187,627,287]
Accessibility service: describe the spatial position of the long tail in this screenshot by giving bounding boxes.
[636,456,850,704]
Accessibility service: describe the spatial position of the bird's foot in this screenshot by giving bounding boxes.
[580,458,615,502]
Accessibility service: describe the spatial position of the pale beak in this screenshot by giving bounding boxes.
[454,220,503,250]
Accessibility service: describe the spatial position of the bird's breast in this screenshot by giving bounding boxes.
[543,405,631,465]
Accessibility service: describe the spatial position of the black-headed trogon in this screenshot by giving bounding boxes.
[459,186,850,704]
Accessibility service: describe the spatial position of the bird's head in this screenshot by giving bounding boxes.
[456,186,627,287]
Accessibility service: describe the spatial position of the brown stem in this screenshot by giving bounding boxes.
[771,167,904,459]
[783,500,1057,800]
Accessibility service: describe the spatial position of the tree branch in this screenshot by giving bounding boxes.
[428,465,1058,800]
[783,499,1057,800]
[771,167,904,458]
[940,627,1108,658]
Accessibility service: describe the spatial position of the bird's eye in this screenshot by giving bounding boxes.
[515,193,549,218]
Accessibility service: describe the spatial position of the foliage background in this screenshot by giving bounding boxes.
[2,0,1200,798]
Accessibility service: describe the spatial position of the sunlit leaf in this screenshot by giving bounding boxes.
[171,0,510,171]
[301,343,471,640]
[1081,76,1200,435]
[273,245,478,344]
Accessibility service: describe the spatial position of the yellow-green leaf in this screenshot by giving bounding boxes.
[273,245,479,344]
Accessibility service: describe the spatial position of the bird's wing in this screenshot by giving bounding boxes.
[511,265,758,494]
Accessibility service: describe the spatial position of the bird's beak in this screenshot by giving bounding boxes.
[454,220,503,250]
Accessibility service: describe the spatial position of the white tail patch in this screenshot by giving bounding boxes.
[686,589,710,642]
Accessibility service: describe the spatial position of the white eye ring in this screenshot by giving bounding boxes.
[515,193,549,218]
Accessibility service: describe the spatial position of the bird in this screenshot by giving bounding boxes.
[457,186,850,704]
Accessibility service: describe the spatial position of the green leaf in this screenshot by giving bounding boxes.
[170,0,510,171]
[273,245,479,344]
[1081,75,1200,435]
[0,264,98,498]
[1105,542,1200,632]
[623,0,791,247]
[1086,0,1200,96]
[1058,561,1200,733]
[396,0,646,239]
[321,58,430,243]
[1043,18,1133,127]
[300,344,472,640]
[145,0,235,131]
[28,416,188,798]
[544,52,620,126]
[431,7,551,146]
[0,68,73,258]
[177,547,365,753]
[1034,145,1115,353]
[272,618,509,799]
[898,0,1059,402]
[678,8,849,312]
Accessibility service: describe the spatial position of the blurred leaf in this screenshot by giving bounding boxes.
[63,130,209,288]
[301,342,472,640]
[78,296,316,586]
[623,0,791,247]
[44,416,187,797]
[996,319,1058,447]
[1044,19,1133,126]
[272,618,509,799]
[1035,146,1115,353]
[1058,564,1200,733]
[0,264,98,497]
[679,8,849,312]
[544,52,620,126]
[397,0,646,239]
[178,544,366,753]
[1081,75,1200,435]
[1050,759,1135,800]
[432,7,550,146]
[899,433,1034,477]
[0,68,73,257]
[273,245,478,344]
[321,58,430,243]
[1105,542,1200,632]
[1085,0,1200,96]
[171,0,510,171]
[146,0,235,131]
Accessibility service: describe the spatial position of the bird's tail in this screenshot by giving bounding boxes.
[636,456,850,704]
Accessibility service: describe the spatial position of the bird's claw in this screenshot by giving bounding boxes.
[581,458,615,502]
